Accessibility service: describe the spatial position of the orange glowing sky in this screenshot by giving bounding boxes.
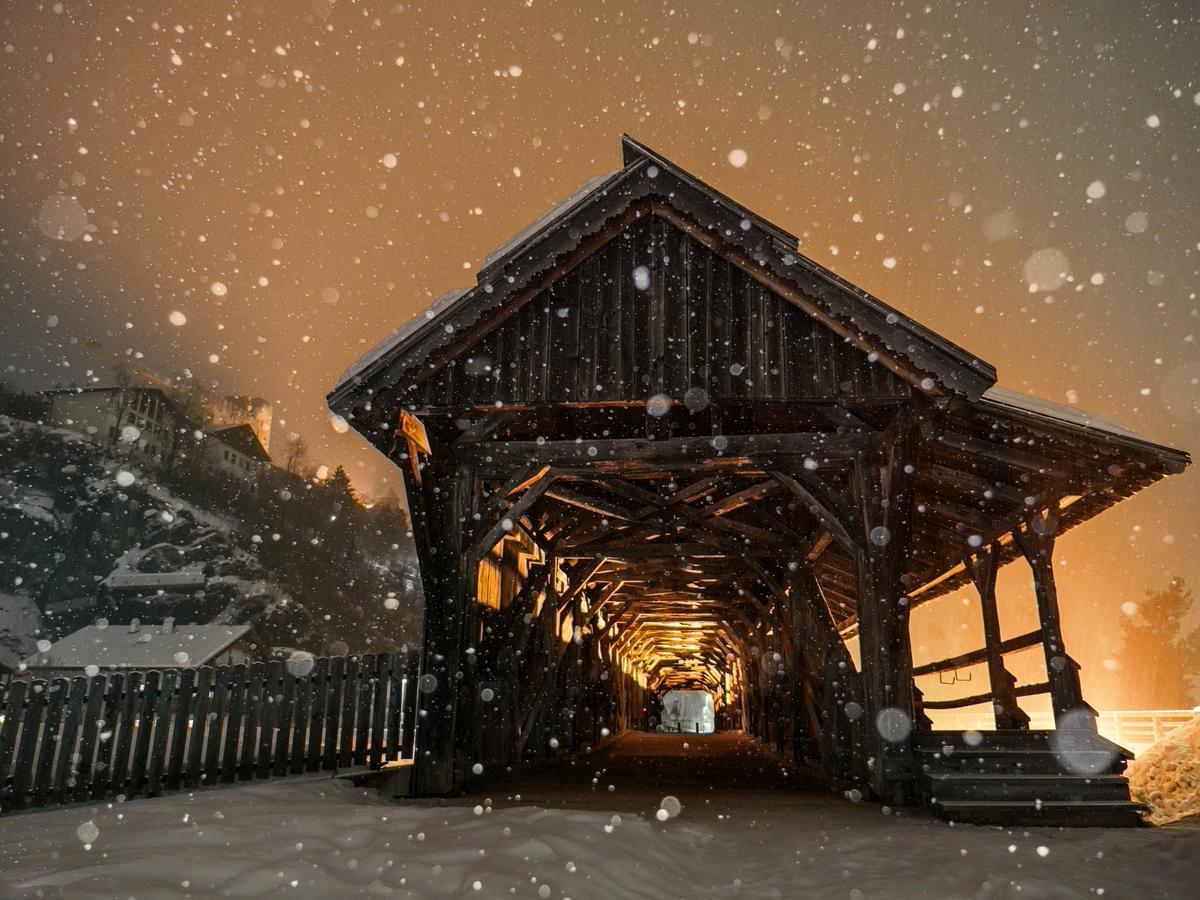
[2,1,1197,705]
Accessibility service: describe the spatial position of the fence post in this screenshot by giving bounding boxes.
[52,677,89,805]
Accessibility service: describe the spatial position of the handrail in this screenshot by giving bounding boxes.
[912,629,1043,678]
[920,680,1050,711]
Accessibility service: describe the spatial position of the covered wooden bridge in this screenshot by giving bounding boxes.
[329,137,1188,825]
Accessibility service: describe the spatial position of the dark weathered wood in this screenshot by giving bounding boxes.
[369,653,390,768]
[72,676,107,802]
[164,669,194,791]
[0,679,28,802]
[110,671,142,797]
[92,673,124,798]
[921,681,1052,710]
[31,679,67,806]
[128,670,160,797]
[50,677,88,804]
[220,665,246,784]
[186,667,211,789]
[323,656,345,769]
[239,662,266,780]
[912,630,1044,678]
[257,661,283,780]
[273,662,295,777]
[306,657,329,771]
[1014,508,1092,729]
[290,664,313,775]
[204,666,229,785]
[147,669,177,795]
[353,655,374,767]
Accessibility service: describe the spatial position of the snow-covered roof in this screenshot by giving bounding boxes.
[21,622,250,671]
[981,385,1185,460]
[207,424,271,462]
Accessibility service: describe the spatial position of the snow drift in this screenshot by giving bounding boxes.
[1127,714,1200,825]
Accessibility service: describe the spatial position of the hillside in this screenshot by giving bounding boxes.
[0,414,421,671]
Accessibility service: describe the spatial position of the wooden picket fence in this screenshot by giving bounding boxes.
[0,652,420,814]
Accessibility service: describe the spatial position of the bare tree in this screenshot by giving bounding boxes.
[282,432,311,478]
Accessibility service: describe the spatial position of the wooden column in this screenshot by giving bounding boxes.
[398,424,482,795]
[1013,508,1095,730]
[965,544,1030,730]
[852,423,918,804]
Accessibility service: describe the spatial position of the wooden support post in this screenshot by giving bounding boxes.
[399,425,483,795]
[1013,509,1095,731]
[852,423,918,804]
[965,543,1030,731]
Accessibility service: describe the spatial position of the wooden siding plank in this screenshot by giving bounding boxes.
[239,662,266,779]
[370,653,391,768]
[72,676,106,802]
[50,677,88,805]
[274,662,296,776]
[257,660,282,779]
[186,667,211,789]
[322,657,345,769]
[338,656,360,769]
[32,678,68,807]
[220,664,246,784]
[109,671,142,797]
[354,655,375,767]
[306,657,330,771]
[203,666,229,786]
[147,669,176,796]
[128,670,159,797]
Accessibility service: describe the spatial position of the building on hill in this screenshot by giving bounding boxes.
[45,386,187,464]
[201,424,272,481]
[208,394,273,453]
[18,618,251,678]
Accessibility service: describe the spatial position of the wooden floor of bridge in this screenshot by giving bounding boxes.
[456,732,845,815]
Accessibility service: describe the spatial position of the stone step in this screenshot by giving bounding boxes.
[930,798,1143,828]
[924,772,1132,802]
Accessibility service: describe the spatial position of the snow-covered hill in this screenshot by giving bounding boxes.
[0,415,420,668]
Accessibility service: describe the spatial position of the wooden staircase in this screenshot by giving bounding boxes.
[917,730,1144,827]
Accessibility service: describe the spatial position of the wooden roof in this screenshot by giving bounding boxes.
[330,136,999,416]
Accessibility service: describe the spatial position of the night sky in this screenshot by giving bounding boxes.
[1,1,1197,704]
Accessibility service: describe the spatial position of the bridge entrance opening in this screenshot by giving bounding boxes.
[658,690,715,734]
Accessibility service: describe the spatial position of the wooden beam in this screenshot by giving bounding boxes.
[469,431,868,471]
[770,470,859,551]
[911,629,1044,678]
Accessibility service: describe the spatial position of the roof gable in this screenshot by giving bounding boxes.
[209,424,271,462]
[329,136,997,418]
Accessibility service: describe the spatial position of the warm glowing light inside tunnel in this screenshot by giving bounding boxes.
[605,607,744,708]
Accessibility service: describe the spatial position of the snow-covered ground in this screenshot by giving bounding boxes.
[2,743,1198,898]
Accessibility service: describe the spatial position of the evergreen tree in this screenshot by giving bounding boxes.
[1116,578,1200,708]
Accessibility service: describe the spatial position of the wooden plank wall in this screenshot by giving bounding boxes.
[0,652,419,814]
[413,216,911,408]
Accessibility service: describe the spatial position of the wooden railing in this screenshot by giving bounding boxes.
[923,708,1198,755]
[0,652,419,814]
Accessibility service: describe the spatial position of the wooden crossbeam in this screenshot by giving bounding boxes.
[544,486,635,522]
[470,431,868,470]
[770,470,859,551]
[920,680,1051,710]
[701,480,778,518]
[911,629,1043,678]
